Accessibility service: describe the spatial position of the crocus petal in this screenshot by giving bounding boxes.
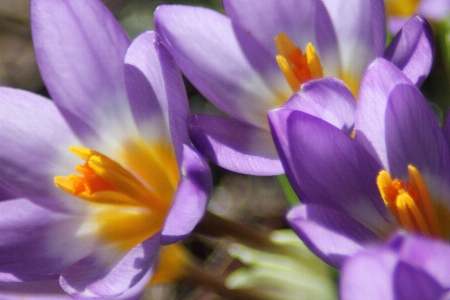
[341,234,450,300]
[0,198,93,282]
[287,204,380,269]
[161,144,211,244]
[268,109,302,194]
[189,115,283,176]
[340,247,397,300]
[114,267,153,300]
[0,183,17,201]
[124,30,190,167]
[222,0,340,76]
[156,34,191,163]
[356,58,416,169]
[388,17,410,35]
[383,82,450,180]
[444,111,450,147]
[31,0,134,144]
[271,109,392,234]
[222,0,318,55]
[394,262,444,300]
[419,0,450,21]
[390,234,450,288]
[0,88,79,198]
[155,5,289,129]
[384,15,433,86]
[60,235,160,299]
[124,31,168,145]
[282,78,356,133]
[321,0,386,79]
[0,281,68,300]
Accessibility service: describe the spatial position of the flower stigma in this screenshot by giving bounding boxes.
[54,142,179,251]
[274,33,323,92]
[376,165,443,238]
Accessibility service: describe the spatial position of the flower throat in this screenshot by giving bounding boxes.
[274,33,323,92]
[377,165,450,239]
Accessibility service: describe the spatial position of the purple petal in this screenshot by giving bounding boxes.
[0,281,68,300]
[115,267,153,300]
[223,0,340,76]
[383,82,450,181]
[356,58,416,169]
[161,144,211,244]
[269,109,304,196]
[124,31,190,167]
[394,262,444,300]
[388,17,410,35]
[419,0,450,21]
[0,198,92,282]
[369,0,387,56]
[222,0,317,55]
[218,2,292,94]
[282,77,356,133]
[390,234,450,288]
[124,31,168,145]
[384,15,433,86]
[189,115,283,175]
[31,0,134,143]
[273,110,393,234]
[341,234,450,300]
[156,35,191,164]
[60,234,160,299]
[155,5,289,128]
[287,204,380,269]
[444,111,450,146]
[321,0,386,79]
[340,247,397,300]
[0,88,79,198]
[0,183,17,201]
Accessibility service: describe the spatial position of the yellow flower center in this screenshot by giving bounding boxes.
[376,165,449,239]
[149,243,191,285]
[54,139,179,251]
[274,33,324,92]
[274,33,363,98]
[385,0,420,17]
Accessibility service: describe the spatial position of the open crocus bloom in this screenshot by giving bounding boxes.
[386,0,450,33]
[0,0,211,298]
[341,233,450,300]
[155,0,433,175]
[269,58,450,268]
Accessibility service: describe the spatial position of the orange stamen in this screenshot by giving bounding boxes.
[274,33,323,91]
[54,146,172,212]
[377,166,441,238]
[54,143,179,251]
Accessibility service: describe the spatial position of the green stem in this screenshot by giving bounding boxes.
[195,211,314,260]
[183,260,270,300]
[277,174,300,205]
[194,211,277,251]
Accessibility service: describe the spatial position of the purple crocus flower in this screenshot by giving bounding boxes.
[0,0,211,298]
[154,0,433,175]
[386,0,450,33]
[269,58,450,269]
[341,233,450,300]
